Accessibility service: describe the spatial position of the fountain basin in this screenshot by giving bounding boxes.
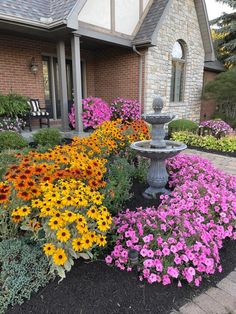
[131,140,187,160]
[142,113,175,125]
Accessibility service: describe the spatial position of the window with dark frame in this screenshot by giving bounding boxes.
[170,41,185,103]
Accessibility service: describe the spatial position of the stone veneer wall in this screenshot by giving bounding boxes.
[144,0,205,122]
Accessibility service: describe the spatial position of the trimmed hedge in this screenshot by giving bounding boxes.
[168,119,198,136]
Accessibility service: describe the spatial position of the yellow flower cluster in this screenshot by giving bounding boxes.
[23,179,112,267]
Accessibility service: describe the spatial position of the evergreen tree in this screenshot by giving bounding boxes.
[211,0,236,68]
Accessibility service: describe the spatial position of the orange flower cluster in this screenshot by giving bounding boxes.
[0,119,150,277]
[1,119,150,206]
[1,119,149,207]
[0,182,11,204]
[72,119,150,157]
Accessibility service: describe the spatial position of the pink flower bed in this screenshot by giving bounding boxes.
[106,155,236,286]
[69,97,112,129]
[82,97,112,129]
[111,98,141,122]
[199,119,233,137]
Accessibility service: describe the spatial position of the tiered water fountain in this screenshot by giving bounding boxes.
[131,95,187,199]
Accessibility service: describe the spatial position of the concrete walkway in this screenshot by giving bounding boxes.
[170,149,236,314]
[170,269,236,314]
[183,149,236,176]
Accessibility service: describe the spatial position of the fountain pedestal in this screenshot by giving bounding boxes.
[144,159,169,198]
[131,95,187,199]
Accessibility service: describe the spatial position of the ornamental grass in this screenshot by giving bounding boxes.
[0,119,150,278]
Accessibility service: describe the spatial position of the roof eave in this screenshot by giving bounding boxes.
[0,13,67,29]
[204,66,225,73]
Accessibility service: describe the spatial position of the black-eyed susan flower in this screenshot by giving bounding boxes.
[17,191,31,201]
[40,206,55,217]
[56,228,71,242]
[87,206,99,219]
[0,193,8,203]
[81,234,93,250]
[62,210,77,223]
[43,243,55,256]
[97,219,110,232]
[18,206,31,217]
[53,248,67,265]
[31,199,42,208]
[96,234,107,247]
[11,215,22,223]
[72,238,83,251]
[76,214,86,225]
[48,217,64,230]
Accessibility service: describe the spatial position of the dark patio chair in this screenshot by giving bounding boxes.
[25,99,50,131]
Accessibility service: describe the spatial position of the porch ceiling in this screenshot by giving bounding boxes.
[80,36,131,50]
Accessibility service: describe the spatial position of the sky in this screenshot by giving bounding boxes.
[205,0,234,20]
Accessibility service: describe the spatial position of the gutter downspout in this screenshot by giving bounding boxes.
[132,45,143,110]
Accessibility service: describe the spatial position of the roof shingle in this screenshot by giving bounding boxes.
[133,0,170,46]
[0,0,77,23]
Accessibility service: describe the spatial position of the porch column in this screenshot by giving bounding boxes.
[57,41,69,131]
[71,35,83,133]
[49,56,57,120]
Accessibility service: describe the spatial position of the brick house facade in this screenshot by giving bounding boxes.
[0,34,142,105]
[0,0,220,131]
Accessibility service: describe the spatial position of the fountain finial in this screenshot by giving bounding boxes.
[152,95,164,113]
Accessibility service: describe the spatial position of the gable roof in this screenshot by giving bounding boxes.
[0,0,77,25]
[133,0,170,46]
[0,0,215,61]
[133,0,215,61]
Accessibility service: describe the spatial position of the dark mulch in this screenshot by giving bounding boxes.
[8,182,236,314]
[187,145,236,158]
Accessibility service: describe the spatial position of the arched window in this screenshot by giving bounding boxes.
[170,41,185,102]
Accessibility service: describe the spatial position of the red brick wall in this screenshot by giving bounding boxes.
[200,71,218,121]
[92,47,141,103]
[0,34,58,106]
[0,34,143,110]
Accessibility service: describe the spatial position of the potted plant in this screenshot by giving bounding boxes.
[0,92,29,132]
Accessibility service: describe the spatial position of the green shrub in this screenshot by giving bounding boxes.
[0,131,28,151]
[131,156,149,183]
[33,128,62,147]
[171,131,236,152]
[0,93,29,117]
[0,238,52,313]
[168,119,198,136]
[102,158,135,214]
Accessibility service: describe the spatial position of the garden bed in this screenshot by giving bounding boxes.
[7,181,236,314]
[1,119,236,314]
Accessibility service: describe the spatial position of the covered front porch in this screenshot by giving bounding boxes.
[0,21,142,134]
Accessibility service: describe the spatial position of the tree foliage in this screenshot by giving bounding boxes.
[211,0,236,68]
[203,69,236,127]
